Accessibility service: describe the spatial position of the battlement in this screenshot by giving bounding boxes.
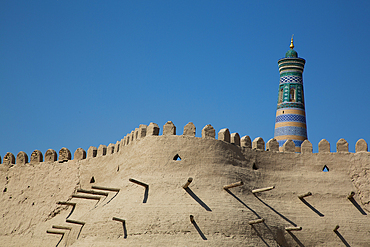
[1,120,369,246]
[1,121,368,167]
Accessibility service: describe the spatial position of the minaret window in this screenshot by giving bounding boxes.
[278,88,283,103]
[290,88,296,102]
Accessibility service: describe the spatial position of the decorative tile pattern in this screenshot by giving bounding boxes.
[275,46,307,151]
[275,114,306,123]
[274,126,307,137]
[279,76,303,85]
[277,102,305,110]
[280,71,302,77]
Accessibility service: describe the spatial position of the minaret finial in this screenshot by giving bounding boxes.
[290,34,294,49]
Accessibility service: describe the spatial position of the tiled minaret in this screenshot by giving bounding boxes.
[274,36,307,152]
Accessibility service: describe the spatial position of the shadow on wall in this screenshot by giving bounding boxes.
[254,195,297,227]
[185,187,212,212]
[287,231,305,247]
[299,198,324,217]
[224,189,260,218]
[191,218,207,240]
[348,197,367,215]
[251,225,271,247]
[335,230,351,247]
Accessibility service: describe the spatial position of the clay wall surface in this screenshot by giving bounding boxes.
[0,123,369,246]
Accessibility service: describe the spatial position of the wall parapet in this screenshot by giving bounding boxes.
[1,121,369,166]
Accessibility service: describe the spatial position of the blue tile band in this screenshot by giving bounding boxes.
[274,126,307,137]
[279,75,303,85]
[275,114,306,123]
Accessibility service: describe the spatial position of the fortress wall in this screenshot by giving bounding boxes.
[0,159,80,247]
[1,130,369,246]
[1,122,369,246]
[243,147,370,246]
[73,135,269,246]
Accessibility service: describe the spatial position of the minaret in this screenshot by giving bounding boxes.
[274,36,307,152]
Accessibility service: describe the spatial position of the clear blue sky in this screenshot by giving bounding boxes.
[1,1,370,157]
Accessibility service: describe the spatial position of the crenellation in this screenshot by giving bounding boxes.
[241,135,252,148]
[355,139,368,152]
[45,149,57,162]
[183,122,196,136]
[147,122,160,136]
[30,150,43,164]
[87,146,97,158]
[97,145,107,156]
[283,139,295,152]
[3,152,15,166]
[301,140,313,154]
[107,143,115,154]
[138,124,147,139]
[266,138,279,152]
[130,130,135,142]
[120,138,124,149]
[336,138,349,152]
[59,147,71,161]
[202,124,215,139]
[119,139,124,151]
[252,137,265,151]
[133,128,138,141]
[126,134,130,145]
[3,123,366,166]
[74,148,86,160]
[128,133,132,144]
[163,121,176,135]
[115,141,120,153]
[230,133,240,146]
[218,128,230,143]
[16,151,28,165]
[319,139,330,153]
